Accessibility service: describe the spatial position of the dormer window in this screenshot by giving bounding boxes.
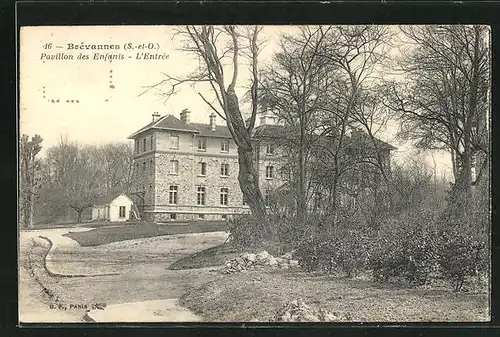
[198,138,207,151]
[221,140,229,153]
[170,135,179,150]
[266,143,275,155]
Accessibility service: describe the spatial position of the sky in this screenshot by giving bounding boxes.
[19,25,454,180]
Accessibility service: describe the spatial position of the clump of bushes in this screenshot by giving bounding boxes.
[295,228,373,278]
[290,207,489,291]
[228,215,270,251]
[370,222,439,285]
[437,228,489,292]
[229,201,489,292]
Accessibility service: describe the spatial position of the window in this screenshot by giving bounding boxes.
[169,185,178,205]
[265,189,271,207]
[150,136,154,150]
[170,135,179,149]
[135,140,139,153]
[266,143,275,155]
[135,163,139,175]
[220,188,229,206]
[199,162,207,176]
[220,163,229,176]
[143,138,147,151]
[222,214,227,220]
[197,186,206,206]
[170,213,177,220]
[150,159,153,174]
[221,140,229,152]
[170,160,179,174]
[265,165,274,179]
[198,214,205,220]
[143,161,147,173]
[119,206,126,218]
[198,138,207,151]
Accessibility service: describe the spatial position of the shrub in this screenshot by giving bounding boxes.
[228,215,269,251]
[370,213,440,286]
[332,232,373,278]
[295,228,374,277]
[437,230,489,292]
[277,215,322,252]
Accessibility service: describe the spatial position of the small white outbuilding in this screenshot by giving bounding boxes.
[91,193,134,222]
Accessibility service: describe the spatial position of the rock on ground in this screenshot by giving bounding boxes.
[221,251,301,274]
[274,298,349,322]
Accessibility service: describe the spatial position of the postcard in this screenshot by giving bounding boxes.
[19,25,491,323]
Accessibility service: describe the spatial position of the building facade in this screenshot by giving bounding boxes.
[129,110,282,222]
[128,110,395,222]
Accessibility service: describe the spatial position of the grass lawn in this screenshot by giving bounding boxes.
[179,269,489,322]
[169,242,240,270]
[65,221,228,246]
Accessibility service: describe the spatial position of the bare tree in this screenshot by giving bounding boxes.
[388,25,490,213]
[260,26,332,219]
[140,26,271,232]
[44,139,106,223]
[19,134,43,228]
[314,26,392,223]
[100,143,134,195]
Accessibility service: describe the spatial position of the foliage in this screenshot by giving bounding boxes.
[370,214,440,285]
[228,215,274,252]
[294,225,374,278]
[36,138,134,224]
[437,230,488,292]
[19,134,43,228]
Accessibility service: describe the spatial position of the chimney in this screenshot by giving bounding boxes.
[209,113,216,131]
[180,109,191,124]
[152,112,160,122]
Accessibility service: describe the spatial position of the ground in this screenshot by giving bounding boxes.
[64,221,228,246]
[19,222,229,322]
[19,222,490,323]
[180,268,489,322]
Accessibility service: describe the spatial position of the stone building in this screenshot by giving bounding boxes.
[128,110,286,222]
[128,109,396,222]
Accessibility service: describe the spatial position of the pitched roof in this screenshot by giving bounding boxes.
[128,114,233,139]
[94,193,132,206]
[190,122,233,139]
[254,125,397,151]
[127,114,199,139]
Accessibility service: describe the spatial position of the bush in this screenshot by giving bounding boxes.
[277,215,321,252]
[228,215,269,251]
[370,213,440,286]
[295,229,373,278]
[437,230,489,292]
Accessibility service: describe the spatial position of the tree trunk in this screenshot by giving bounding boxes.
[225,89,269,227]
[77,210,83,223]
[297,126,307,220]
[237,147,268,222]
[28,192,34,228]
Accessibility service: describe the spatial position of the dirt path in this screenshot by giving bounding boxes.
[19,228,229,323]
